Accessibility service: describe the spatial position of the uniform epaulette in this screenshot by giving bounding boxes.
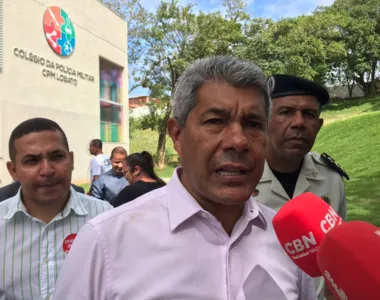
[320,152,350,180]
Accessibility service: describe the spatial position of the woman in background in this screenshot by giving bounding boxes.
[112,151,166,207]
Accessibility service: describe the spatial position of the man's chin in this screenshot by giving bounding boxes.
[211,187,252,205]
[284,148,309,158]
[36,186,69,200]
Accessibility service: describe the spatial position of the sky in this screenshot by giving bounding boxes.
[129,0,335,97]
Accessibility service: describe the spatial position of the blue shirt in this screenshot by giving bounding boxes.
[92,169,129,203]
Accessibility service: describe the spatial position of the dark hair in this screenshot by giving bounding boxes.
[91,139,103,149]
[126,151,166,185]
[111,147,127,159]
[9,118,69,162]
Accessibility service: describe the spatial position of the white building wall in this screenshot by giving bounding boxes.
[0,0,128,186]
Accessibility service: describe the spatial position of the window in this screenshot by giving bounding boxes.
[99,58,123,142]
[0,0,3,73]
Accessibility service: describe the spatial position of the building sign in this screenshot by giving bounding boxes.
[43,6,75,57]
[13,47,94,86]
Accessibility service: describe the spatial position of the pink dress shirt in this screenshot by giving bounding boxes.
[53,168,317,300]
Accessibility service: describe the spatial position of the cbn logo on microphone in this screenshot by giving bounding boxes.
[284,207,342,259]
[324,270,348,300]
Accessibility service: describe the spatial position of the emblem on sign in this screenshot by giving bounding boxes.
[43,6,76,56]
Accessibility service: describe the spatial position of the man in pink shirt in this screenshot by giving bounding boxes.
[53,56,317,299]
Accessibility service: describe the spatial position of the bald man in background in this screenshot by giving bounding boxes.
[91,147,129,203]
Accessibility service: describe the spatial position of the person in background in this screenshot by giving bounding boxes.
[0,118,113,300]
[112,151,166,207]
[53,57,316,299]
[0,181,85,202]
[88,139,112,194]
[91,146,129,203]
[256,74,348,300]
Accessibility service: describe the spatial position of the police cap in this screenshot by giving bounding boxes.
[269,74,330,105]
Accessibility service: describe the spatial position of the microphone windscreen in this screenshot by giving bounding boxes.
[273,192,343,277]
[317,221,380,300]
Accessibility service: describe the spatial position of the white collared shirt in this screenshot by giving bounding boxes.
[0,187,113,300]
[53,168,317,300]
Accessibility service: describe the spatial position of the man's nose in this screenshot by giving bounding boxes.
[291,111,306,128]
[40,159,55,176]
[222,123,249,153]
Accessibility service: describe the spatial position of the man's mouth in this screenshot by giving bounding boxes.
[215,164,249,177]
[38,182,59,188]
[287,136,308,142]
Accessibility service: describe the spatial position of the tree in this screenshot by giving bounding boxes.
[317,0,380,97]
[223,0,250,22]
[236,16,329,82]
[138,0,245,168]
[101,0,149,93]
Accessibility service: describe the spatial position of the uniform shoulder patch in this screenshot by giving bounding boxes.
[320,152,350,180]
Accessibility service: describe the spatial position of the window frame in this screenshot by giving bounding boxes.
[99,58,124,143]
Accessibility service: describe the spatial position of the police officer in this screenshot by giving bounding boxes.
[256,74,349,300]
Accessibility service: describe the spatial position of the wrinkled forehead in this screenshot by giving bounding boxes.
[14,131,68,157]
[272,94,320,110]
[195,82,267,115]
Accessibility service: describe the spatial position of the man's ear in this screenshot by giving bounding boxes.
[168,117,182,158]
[7,161,19,181]
[69,151,74,171]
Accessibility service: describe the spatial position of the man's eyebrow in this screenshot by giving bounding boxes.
[200,108,230,118]
[276,105,319,112]
[48,149,66,155]
[245,113,266,122]
[22,150,66,160]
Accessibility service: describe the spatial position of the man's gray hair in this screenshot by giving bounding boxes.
[172,56,271,127]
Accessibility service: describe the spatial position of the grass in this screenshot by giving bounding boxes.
[81,96,380,225]
[321,95,380,124]
[130,127,178,179]
[313,111,380,226]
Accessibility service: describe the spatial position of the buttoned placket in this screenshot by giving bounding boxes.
[34,211,70,300]
[199,210,253,300]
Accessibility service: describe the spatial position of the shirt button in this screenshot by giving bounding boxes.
[44,258,49,264]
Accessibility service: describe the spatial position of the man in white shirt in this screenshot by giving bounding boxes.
[88,139,112,187]
[54,57,317,299]
[0,118,113,300]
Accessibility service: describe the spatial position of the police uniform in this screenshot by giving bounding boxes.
[258,74,349,300]
[256,152,347,219]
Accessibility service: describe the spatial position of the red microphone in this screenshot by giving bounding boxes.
[317,221,380,300]
[272,192,343,277]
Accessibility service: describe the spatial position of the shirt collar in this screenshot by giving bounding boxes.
[244,198,268,231]
[167,167,267,232]
[259,156,325,182]
[2,186,88,220]
[61,187,88,217]
[2,187,26,220]
[260,160,274,182]
[167,168,203,231]
[301,153,325,181]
